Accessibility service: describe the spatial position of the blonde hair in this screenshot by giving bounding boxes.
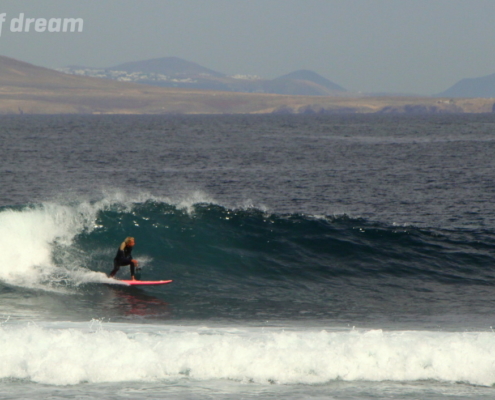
[120,237,135,250]
[124,237,135,244]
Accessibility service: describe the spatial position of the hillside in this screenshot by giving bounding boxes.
[0,55,122,90]
[437,73,495,98]
[1,55,494,114]
[267,69,346,95]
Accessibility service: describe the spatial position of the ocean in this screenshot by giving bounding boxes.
[1,113,495,399]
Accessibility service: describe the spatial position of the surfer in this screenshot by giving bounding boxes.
[108,237,139,280]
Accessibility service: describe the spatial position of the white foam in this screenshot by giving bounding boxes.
[94,187,217,212]
[174,190,217,214]
[1,324,495,386]
[0,200,117,289]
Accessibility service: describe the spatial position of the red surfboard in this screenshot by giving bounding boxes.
[119,280,173,286]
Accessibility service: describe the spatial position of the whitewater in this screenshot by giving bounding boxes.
[2,322,495,387]
[2,114,495,399]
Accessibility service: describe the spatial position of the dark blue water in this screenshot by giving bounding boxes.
[3,114,495,227]
[1,114,495,398]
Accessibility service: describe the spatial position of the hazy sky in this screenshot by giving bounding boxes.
[0,0,494,95]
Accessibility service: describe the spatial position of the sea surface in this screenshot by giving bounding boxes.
[1,114,495,399]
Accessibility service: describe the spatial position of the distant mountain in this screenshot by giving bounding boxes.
[268,70,346,95]
[61,58,347,96]
[3,54,495,115]
[437,73,495,98]
[110,56,225,78]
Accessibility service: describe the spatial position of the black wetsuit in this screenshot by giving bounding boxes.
[109,244,136,277]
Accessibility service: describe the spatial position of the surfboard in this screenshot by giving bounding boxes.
[119,280,173,286]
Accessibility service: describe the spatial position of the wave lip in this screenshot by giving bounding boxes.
[2,324,495,386]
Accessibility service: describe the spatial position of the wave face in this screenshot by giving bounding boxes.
[2,197,495,327]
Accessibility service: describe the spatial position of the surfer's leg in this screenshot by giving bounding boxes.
[130,261,136,279]
[108,261,120,278]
